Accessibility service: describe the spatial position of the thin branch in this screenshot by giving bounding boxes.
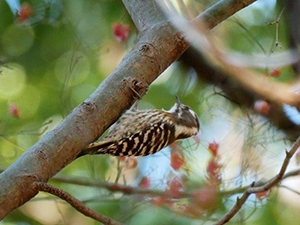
[1,167,299,199]
[32,182,124,225]
[279,185,300,196]
[221,168,300,196]
[267,6,285,52]
[193,0,257,30]
[171,1,300,107]
[215,136,300,225]
[283,168,300,178]
[50,167,300,198]
[51,175,168,197]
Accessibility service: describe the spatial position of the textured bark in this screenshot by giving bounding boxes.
[0,0,256,219]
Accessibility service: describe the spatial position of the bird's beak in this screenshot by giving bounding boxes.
[168,96,181,113]
[176,96,181,105]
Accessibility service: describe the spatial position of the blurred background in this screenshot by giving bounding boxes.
[1,0,300,224]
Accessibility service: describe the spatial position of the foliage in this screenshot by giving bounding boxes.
[1,0,300,224]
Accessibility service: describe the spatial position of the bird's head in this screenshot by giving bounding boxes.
[168,97,200,139]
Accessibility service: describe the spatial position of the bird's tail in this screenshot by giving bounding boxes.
[77,140,115,158]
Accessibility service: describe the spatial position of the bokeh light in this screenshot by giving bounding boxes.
[2,24,34,56]
[10,84,41,119]
[55,51,90,86]
[0,63,26,99]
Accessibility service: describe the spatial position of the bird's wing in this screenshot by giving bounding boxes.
[79,122,174,157]
[104,110,142,140]
[76,139,115,158]
[105,109,163,140]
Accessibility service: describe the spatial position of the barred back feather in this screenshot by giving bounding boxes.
[78,97,199,157]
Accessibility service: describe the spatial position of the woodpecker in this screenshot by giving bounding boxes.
[78,97,200,157]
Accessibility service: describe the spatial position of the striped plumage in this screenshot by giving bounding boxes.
[78,97,200,157]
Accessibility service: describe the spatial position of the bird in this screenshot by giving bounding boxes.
[77,97,200,157]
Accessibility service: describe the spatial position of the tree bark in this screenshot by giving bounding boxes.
[0,0,256,219]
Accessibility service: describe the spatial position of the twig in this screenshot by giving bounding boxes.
[282,168,300,178]
[279,185,300,196]
[115,158,122,184]
[171,2,300,107]
[267,7,285,52]
[215,136,300,225]
[32,182,124,225]
[53,168,300,198]
[232,18,266,54]
[51,175,242,198]
[51,175,168,197]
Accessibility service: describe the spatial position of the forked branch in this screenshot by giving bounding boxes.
[215,136,300,225]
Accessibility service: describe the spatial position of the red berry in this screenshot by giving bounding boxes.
[208,141,219,156]
[270,69,281,77]
[112,22,130,42]
[120,156,126,161]
[170,178,183,191]
[168,178,183,198]
[9,104,20,118]
[170,151,185,170]
[206,158,221,177]
[254,100,270,115]
[169,142,180,151]
[126,158,138,169]
[139,177,150,189]
[255,190,270,201]
[193,185,217,210]
[18,3,33,23]
[151,196,168,207]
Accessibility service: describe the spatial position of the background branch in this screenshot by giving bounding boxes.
[2,166,298,199]
[215,136,300,225]
[177,8,300,108]
[32,182,123,225]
